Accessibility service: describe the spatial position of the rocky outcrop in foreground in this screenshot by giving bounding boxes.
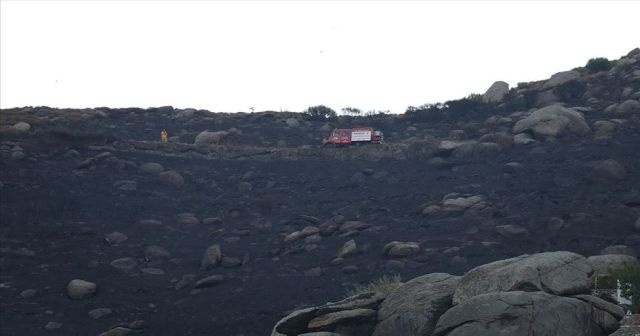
[272,251,629,336]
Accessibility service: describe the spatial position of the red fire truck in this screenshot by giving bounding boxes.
[322,127,384,147]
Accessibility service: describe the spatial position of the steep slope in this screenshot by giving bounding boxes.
[1,48,639,335]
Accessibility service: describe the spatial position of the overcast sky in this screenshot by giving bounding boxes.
[1,1,639,114]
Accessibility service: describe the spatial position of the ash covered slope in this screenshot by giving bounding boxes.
[1,48,639,336]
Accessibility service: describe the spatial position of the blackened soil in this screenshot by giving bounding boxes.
[2,129,639,335]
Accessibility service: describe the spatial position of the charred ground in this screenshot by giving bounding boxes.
[2,49,640,335]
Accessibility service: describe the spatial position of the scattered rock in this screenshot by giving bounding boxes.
[104,232,128,245]
[139,162,164,174]
[67,279,97,299]
[337,240,357,258]
[203,217,223,225]
[305,267,323,277]
[441,195,485,212]
[421,205,441,216]
[339,221,370,233]
[88,307,113,319]
[201,244,222,270]
[495,224,529,238]
[383,241,420,258]
[158,170,185,187]
[591,159,627,182]
[286,118,300,127]
[20,289,37,298]
[175,274,196,290]
[98,327,131,336]
[144,245,171,265]
[110,257,138,271]
[114,180,137,191]
[44,321,62,330]
[342,265,359,274]
[221,256,242,268]
[141,268,165,275]
[194,274,224,288]
[176,213,200,227]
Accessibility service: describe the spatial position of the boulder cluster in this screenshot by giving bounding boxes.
[272,251,634,336]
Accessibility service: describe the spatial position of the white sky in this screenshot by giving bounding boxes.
[1,1,639,114]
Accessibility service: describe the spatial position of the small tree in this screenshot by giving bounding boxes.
[609,265,640,313]
[585,57,610,73]
[304,105,337,121]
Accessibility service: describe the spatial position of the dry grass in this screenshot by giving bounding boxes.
[346,274,402,297]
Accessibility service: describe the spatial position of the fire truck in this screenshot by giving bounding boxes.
[322,127,384,147]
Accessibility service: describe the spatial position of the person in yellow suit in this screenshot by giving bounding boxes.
[160,129,168,143]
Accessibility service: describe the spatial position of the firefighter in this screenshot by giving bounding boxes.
[160,129,168,143]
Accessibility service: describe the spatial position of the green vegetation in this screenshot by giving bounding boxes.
[609,265,640,313]
[346,274,402,297]
[341,107,362,116]
[405,94,496,122]
[304,105,337,121]
[585,57,610,73]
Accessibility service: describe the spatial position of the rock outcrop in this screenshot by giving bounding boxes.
[434,291,620,336]
[373,273,459,336]
[512,104,591,138]
[452,251,593,304]
[273,251,625,336]
[482,81,509,103]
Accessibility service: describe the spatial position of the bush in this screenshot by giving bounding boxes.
[341,107,362,116]
[405,103,445,122]
[609,265,640,313]
[304,105,337,121]
[346,274,402,297]
[585,57,610,73]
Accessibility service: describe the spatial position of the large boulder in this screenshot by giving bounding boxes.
[158,170,185,187]
[512,104,591,138]
[373,273,459,336]
[194,130,228,147]
[588,254,638,275]
[482,81,509,103]
[433,291,620,336]
[543,70,581,89]
[599,244,636,257]
[453,251,593,304]
[67,279,97,299]
[383,242,420,258]
[13,122,31,132]
[605,99,640,114]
